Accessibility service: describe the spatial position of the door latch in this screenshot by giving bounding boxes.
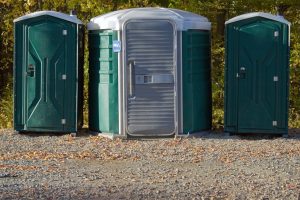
[239,67,246,79]
[27,64,35,77]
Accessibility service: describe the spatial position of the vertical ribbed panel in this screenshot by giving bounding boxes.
[88,30,119,134]
[182,30,212,133]
[125,21,175,136]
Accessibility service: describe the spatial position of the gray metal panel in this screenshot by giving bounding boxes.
[177,31,182,134]
[125,20,176,136]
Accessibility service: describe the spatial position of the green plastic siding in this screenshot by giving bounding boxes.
[88,30,119,134]
[224,17,289,134]
[14,15,83,133]
[14,22,23,131]
[182,30,212,134]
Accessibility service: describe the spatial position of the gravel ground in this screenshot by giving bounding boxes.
[0,129,300,199]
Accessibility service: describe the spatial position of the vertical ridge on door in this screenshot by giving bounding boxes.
[125,20,176,136]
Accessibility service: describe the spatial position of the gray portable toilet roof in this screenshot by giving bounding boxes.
[225,12,290,26]
[13,11,83,24]
[87,7,211,31]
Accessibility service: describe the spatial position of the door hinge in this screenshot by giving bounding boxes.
[63,30,67,35]
[274,31,279,37]
[62,74,67,80]
[61,119,66,125]
[272,121,277,126]
[273,76,278,82]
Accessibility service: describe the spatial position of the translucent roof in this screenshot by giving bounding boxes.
[14,11,83,24]
[226,12,290,25]
[87,7,211,31]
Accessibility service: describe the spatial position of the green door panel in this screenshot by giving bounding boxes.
[237,22,278,131]
[26,20,66,129]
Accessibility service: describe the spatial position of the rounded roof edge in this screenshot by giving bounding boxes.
[225,12,291,25]
[13,11,83,24]
[87,7,211,31]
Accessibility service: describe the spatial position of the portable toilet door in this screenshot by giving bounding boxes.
[13,11,84,133]
[88,8,212,137]
[124,20,177,136]
[224,12,290,135]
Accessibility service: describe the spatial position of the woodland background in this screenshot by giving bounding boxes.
[0,0,300,129]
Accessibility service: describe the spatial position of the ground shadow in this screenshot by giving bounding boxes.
[13,128,300,141]
[17,128,91,138]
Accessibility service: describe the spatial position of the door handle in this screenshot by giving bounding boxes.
[128,61,135,99]
[239,67,246,79]
[27,64,35,77]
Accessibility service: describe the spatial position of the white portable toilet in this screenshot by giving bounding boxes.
[88,8,212,138]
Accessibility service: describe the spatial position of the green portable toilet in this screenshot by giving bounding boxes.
[224,12,290,136]
[14,11,84,133]
[87,8,212,138]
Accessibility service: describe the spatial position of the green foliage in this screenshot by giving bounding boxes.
[289,33,300,127]
[0,0,300,130]
[211,39,225,129]
[0,76,13,129]
[83,33,89,127]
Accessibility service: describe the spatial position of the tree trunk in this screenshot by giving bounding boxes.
[37,0,43,10]
[113,0,118,11]
[216,9,226,38]
[277,4,290,17]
